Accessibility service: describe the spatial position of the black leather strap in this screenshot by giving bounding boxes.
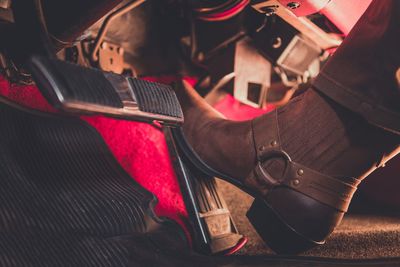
[247,111,360,212]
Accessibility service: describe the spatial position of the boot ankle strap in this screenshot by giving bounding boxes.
[247,110,360,212]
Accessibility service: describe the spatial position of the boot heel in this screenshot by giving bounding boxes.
[246,198,321,254]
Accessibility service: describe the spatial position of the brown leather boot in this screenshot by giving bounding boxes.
[172,0,400,254]
[172,80,400,254]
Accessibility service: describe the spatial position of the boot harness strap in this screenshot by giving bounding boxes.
[245,109,360,212]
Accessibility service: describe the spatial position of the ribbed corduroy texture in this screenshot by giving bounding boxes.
[0,100,165,266]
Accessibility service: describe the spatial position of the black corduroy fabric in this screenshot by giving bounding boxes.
[0,99,170,266]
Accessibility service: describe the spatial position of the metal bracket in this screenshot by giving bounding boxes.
[0,53,33,85]
[91,0,146,62]
[233,38,271,108]
[251,0,342,49]
[98,41,125,74]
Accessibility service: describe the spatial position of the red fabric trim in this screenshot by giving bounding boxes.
[213,94,274,121]
[0,76,191,242]
[196,0,249,22]
[0,74,275,253]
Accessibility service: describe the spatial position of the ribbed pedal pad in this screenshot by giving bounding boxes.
[129,78,183,119]
[28,56,183,126]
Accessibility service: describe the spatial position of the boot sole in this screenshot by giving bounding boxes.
[247,197,323,254]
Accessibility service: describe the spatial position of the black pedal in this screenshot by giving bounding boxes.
[28,56,183,126]
[164,128,246,255]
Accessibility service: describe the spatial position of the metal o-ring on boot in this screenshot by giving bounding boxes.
[244,149,322,254]
[244,112,361,254]
[172,111,360,254]
[172,109,361,254]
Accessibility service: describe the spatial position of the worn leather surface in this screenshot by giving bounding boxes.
[176,78,399,247]
[176,80,257,180]
[246,110,361,212]
[178,80,362,213]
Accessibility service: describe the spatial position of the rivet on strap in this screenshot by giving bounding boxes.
[247,113,360,212]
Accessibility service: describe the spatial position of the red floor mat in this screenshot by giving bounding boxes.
[2,74,398,248]
[213,94,275,121]
[0,76,191,238]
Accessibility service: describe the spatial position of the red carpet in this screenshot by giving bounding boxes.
[0,76,192,239]
[213,94,274,121]
[2,73,399,249]
[0,74,274,241]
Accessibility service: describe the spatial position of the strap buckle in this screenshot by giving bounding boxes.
[255,149,292,188]
[249,146,359,212]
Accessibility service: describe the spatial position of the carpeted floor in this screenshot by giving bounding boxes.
[3,56,400,262]
[218,179,400,259]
